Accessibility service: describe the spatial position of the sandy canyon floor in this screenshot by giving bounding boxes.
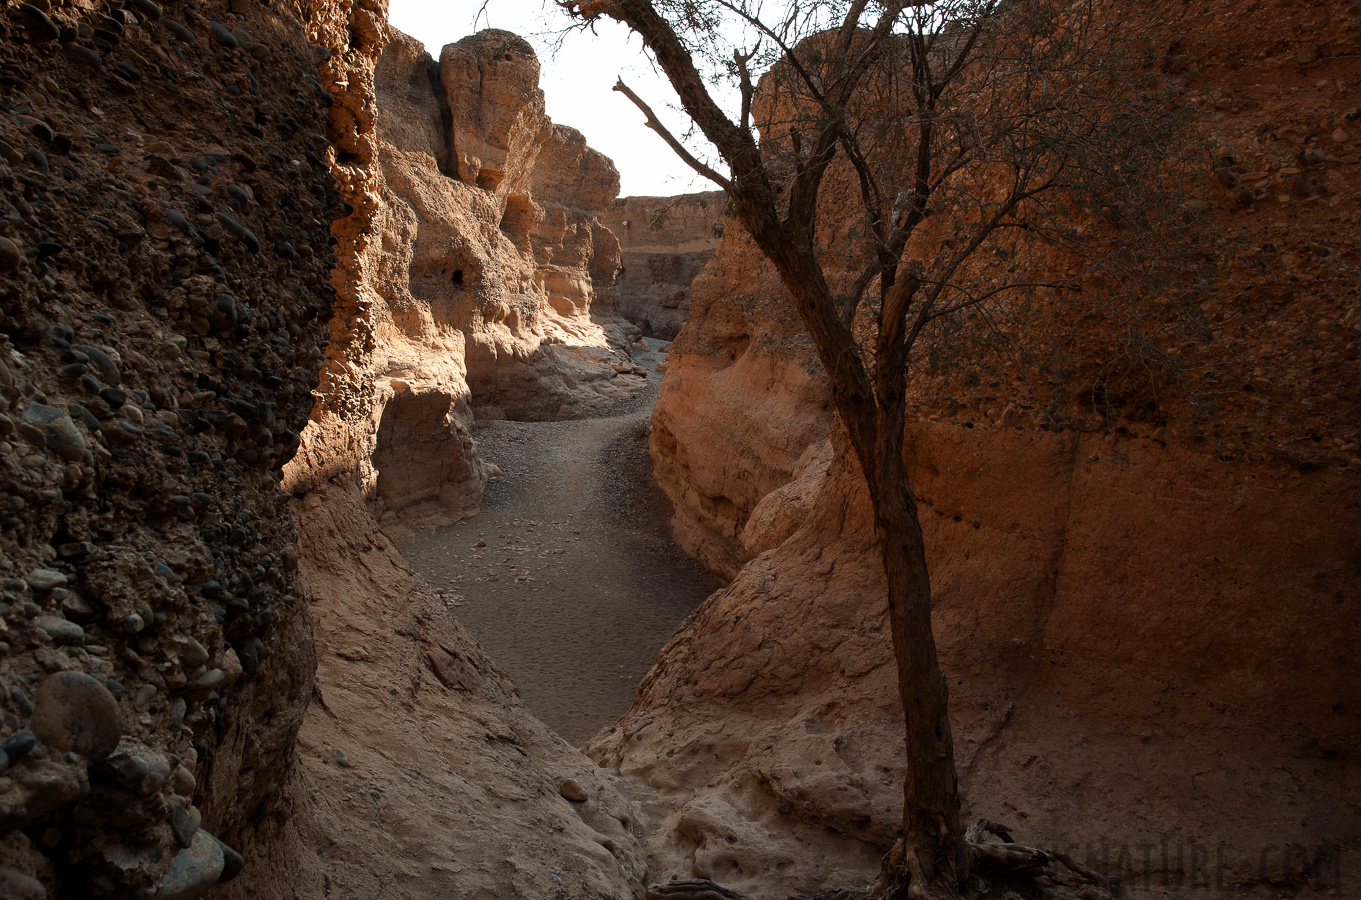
[401,339,718,745]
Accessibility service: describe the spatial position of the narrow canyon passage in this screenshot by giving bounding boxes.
[401,339,719,744]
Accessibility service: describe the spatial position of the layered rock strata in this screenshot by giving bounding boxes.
[598,191,724,340]
[604,1,1361,896]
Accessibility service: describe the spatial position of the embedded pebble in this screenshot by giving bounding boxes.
[172,764,195,795]
[1,732,36,764]
[208,21,239,48]
[180,638,210,666]
[21,402,84,461]
[17,3,60,42]
[23,568,67,592]
[0,868,44,900]
[194,668,225,690]
[0,238,19,273]
[165,19,195,42]
[29,671,122,760]
[219,840,244,882]
[216,214,260,253]
[157,829,224,900]
[333,748,351,768]
[130,0,161,19]
[558,778,588,802]
[62,42,103,68]
[35,615,85,646]
[168,798,202,847]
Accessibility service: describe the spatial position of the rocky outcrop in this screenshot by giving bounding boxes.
[258,20,651,900]
[598,192,725,339]
[289,26,646,532]
[0,0,345,893]
[608,1,1361,896]
[647,226,833,578]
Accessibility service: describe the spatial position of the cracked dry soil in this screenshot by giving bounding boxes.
[401,339,720,745]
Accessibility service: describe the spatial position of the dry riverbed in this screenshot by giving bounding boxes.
[401,339,719,745]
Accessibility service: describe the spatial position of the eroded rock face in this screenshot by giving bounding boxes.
[598,192,725,340]
[648,223,834,578]
[256,21,651,900]
[290,26,646,534]
[0,0,343,893]
[609,1,1361,895]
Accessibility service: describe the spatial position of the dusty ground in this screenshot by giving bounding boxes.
[401,339,717,745]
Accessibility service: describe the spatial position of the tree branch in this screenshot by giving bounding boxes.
[612,80,733,191]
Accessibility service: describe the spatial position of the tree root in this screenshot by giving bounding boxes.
[644,820,1118,900]
[966,819,1118,898]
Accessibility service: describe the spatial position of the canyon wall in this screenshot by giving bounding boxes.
[256,20,651,900]
[597,191,724,340]
[0,0,648,894]
[0,0,343,894]
[599,1,1361,896]
[286,25,646,531]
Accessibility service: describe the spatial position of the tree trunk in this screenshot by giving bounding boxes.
[865,444,968,900]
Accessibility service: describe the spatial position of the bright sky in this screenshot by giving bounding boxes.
[387,0,719,197]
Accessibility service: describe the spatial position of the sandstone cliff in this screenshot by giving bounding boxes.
[597,192,724,340]
[288,26,646,532]
[257,20,651,900]
[603,1,1361,895]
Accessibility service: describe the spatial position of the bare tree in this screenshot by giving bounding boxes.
[555,1,1196,896]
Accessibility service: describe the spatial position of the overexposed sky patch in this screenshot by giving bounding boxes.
[387,0,721,197]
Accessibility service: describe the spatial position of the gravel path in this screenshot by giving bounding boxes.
[401,339,719,745]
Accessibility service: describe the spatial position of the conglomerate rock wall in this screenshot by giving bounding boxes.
[0,0,343,894]
[601,1,1361,896]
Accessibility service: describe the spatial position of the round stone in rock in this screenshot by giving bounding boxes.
[130,0,161,19]
[1,731,35,763]
[158,830,224,900]
[193,668,225,690]
[558,778,588,802]
[99,387,127,410]
[215,214,259,253]
[46,417,84,460]
[62,42,103,68]
[168,798,202,848]
[208,21,238,48]
[35,616,84,646]
[29,671,122,760]
[0,868,45,900]
[24,568,67,591]
[164,19,194,41]
[18,3,60,42]
[0,237,19,272]
[218,838,244,882]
